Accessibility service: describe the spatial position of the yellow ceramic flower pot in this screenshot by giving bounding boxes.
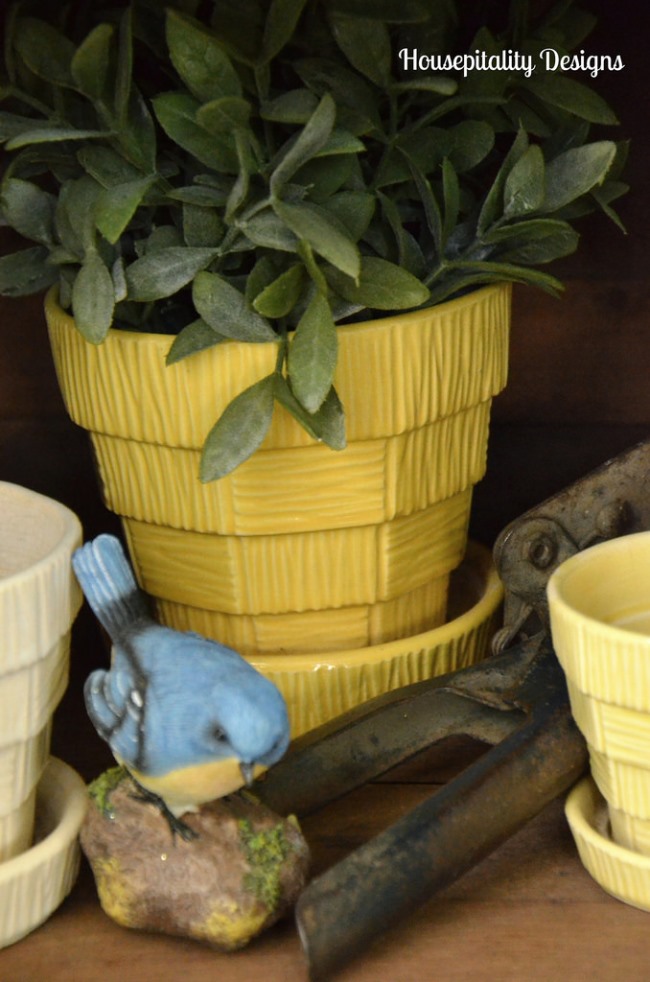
[252,540,503,738]
[548,531,650,858]
[46,284,510,656]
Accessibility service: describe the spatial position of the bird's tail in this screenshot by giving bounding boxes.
[72,534,150,642]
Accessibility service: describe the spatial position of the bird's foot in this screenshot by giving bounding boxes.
[129,782,199,842]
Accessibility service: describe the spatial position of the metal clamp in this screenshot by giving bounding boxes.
[256,440,650,979]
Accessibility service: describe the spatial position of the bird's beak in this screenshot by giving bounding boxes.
[240,762,256,787]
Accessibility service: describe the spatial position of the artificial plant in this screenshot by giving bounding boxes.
[0,0,627,477]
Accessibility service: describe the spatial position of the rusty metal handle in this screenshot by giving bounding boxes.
[296,658,587,979]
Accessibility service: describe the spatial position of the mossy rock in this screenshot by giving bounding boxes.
[80,768,310,950]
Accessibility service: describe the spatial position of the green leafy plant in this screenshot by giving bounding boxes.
[0,0,627,479]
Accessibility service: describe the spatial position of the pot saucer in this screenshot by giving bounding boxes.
[252,540,504,738]
[0,757,87,949]
[565,775,650,912]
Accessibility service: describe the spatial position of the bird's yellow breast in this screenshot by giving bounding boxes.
[124,757,267,817]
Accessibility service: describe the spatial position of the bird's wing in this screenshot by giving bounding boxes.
[84,643,149,770]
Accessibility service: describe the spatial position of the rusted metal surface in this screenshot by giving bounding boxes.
[255,439,650,980]
[492,440,650,653]
[296,637,585,980]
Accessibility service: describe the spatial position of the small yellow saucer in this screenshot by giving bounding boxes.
[565,776,650,913]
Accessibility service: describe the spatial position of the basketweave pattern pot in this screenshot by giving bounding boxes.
[46,283,510,656]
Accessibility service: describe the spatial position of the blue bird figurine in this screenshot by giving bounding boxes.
[72,534,290,839]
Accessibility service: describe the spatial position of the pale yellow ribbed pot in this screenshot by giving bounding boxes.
[549,531,650,859]
[46,283,510,657]
[0,483,82,862]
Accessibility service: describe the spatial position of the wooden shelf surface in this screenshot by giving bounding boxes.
[3,732,650,982]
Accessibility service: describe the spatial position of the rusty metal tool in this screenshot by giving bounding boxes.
[256,439,650,980]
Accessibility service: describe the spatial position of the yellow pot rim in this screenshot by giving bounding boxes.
[46,282,509,348]
[250,540,502,670]
[548,530,650,651]
[0,482,81,597]
[47,281,510,450]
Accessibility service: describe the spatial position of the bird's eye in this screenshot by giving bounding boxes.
[213,725,227,743]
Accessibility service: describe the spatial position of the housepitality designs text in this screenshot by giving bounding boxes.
[398,47,625,78]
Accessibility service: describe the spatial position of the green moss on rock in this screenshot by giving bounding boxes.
[88,765,129,818]
[238,816,297,910]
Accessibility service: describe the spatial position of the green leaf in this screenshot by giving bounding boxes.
[477,128,529,236]
[182,203,225,247]
[288,292,338,412]
[14,17,75,88]
[77,146,142,187]
[314,128,365,158]
[112,257,127,302]
[293,155,356,200]
[0,112,51,143]
[207,2,263,65]
[407,160,442,255]
[297,241,329,295]
[261,89,319,123]
[592,183,628,233]
[0,246,57,296]
[71,251,115,343]
[226,130,253,221]
[328,13,391,86]
[126,247,217,301]
[252,265,305,318]
[96,176,157,244]
[503,145,545,218]
[166,10,242,103]
[274,200,360,279]
[197,97,251,133]
[243,211,299,252]
[431,260,564,301]
[485,219,579,264]
[167,185,228,207]
[200,375,276,482]
[192,271,277,341]
[322,191,375,241]
[71,24,114,100]
[294,57,380,129]
[6,128,109,151]
[441,158,459,245]
[120,86,157,173]
[274,375,346,450]
[388,128,445,183]
[326,256,429,309]
[143,226,184,252]
[540,142,617,213]
[378,190,411,267]
[245,257,277,305]
[270,93,336,194]
[55,175,103,255]
[166,318,227,364]
[1,178,55,245]
[260,0,309,63]
[391,77,457,95]
[525,75,619,126]
[446,120,494,173]
[153,92,238,172]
